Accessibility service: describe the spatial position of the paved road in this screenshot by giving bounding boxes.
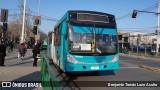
[120,54,160,68]
[4,49,40,67]
[0,49,42,90]
[50,54,160,90]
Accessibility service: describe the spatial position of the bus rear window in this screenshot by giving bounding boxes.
[77,13,109,23]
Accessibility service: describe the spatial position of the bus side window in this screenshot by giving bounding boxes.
[57,25,61,46]
[48,32,52,44]
[54,28,58,46]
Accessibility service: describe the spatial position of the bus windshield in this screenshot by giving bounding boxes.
[68,25,118,55]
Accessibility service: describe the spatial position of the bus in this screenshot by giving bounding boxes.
[48,10,119,72]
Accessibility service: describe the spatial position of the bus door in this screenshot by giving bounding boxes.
[59,22,68,71]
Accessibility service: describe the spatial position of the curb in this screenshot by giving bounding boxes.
[139,65,160,72]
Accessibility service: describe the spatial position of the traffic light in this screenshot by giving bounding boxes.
[3,23,7,32]
[132,10,138,18]
[33,26,37,35]
[1,9,8,22]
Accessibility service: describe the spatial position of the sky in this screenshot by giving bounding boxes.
[0,0,159,34]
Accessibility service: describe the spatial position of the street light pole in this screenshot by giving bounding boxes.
[38,0,40,15]
[156,2,160,57]
[21,0,26,43]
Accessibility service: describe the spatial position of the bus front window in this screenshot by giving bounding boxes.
[96,34,117,54]
[69,25,93,52]
[68,25,118,55]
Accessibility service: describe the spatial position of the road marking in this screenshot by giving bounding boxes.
[120,67,140,69]
[139,65,160,72]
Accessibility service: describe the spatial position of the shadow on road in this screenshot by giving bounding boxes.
[0,71,41,90]
[53,63,115,90]
[5,56,18,61]
[66,70,115,78]
[8,61,33,67]
[23,56,33,61]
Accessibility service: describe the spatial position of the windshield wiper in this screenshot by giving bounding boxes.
[96,48,101,53]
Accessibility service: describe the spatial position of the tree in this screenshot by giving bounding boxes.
[6,0,46,43]
[7,0,33,43]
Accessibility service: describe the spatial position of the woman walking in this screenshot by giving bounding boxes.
[18,43,27,60]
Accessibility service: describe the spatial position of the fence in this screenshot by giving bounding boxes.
[120,47,160,58]
[40,51,61,90]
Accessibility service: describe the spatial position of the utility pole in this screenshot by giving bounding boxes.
[156,2,160,57]
[38,0,40,15]
[21,0,26,43]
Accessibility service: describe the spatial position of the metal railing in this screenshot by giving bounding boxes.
[40,51,61,90]
[120,48,160,58]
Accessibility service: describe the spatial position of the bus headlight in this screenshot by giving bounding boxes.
[67,55,78,64]
[109,55,119,63]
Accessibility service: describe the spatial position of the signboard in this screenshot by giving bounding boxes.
[35,35,40,40]
[77,13,109,23]
[81,44,91,51]
[33,16,41,25]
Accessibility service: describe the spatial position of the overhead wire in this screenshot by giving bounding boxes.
[116,3,158,20]
[0,8,59,22]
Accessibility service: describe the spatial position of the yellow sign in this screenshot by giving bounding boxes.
[118,32,123,35]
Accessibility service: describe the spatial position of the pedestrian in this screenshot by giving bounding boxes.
[10,41,14,52]
[32,44,40,67]
[0,40,7,66]
[18,43,27,60]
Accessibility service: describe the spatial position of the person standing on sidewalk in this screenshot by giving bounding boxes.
[32,44,40,67]
[10,41,14,52]
[0,40,7,66]
[18,43,27,60]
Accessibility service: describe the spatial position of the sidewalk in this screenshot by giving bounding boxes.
[0,49,42,90]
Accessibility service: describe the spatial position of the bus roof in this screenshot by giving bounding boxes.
[68,10,115,17]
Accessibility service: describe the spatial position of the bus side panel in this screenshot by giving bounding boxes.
[59,22,68,71]
[51,32,57,64]
[47,37,51,58]
[54,46,60,65]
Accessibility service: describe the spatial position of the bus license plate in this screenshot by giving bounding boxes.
[91,66,99,70]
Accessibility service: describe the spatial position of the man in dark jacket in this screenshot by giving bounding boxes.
[0,40,7,66]
[32,44,40,67]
